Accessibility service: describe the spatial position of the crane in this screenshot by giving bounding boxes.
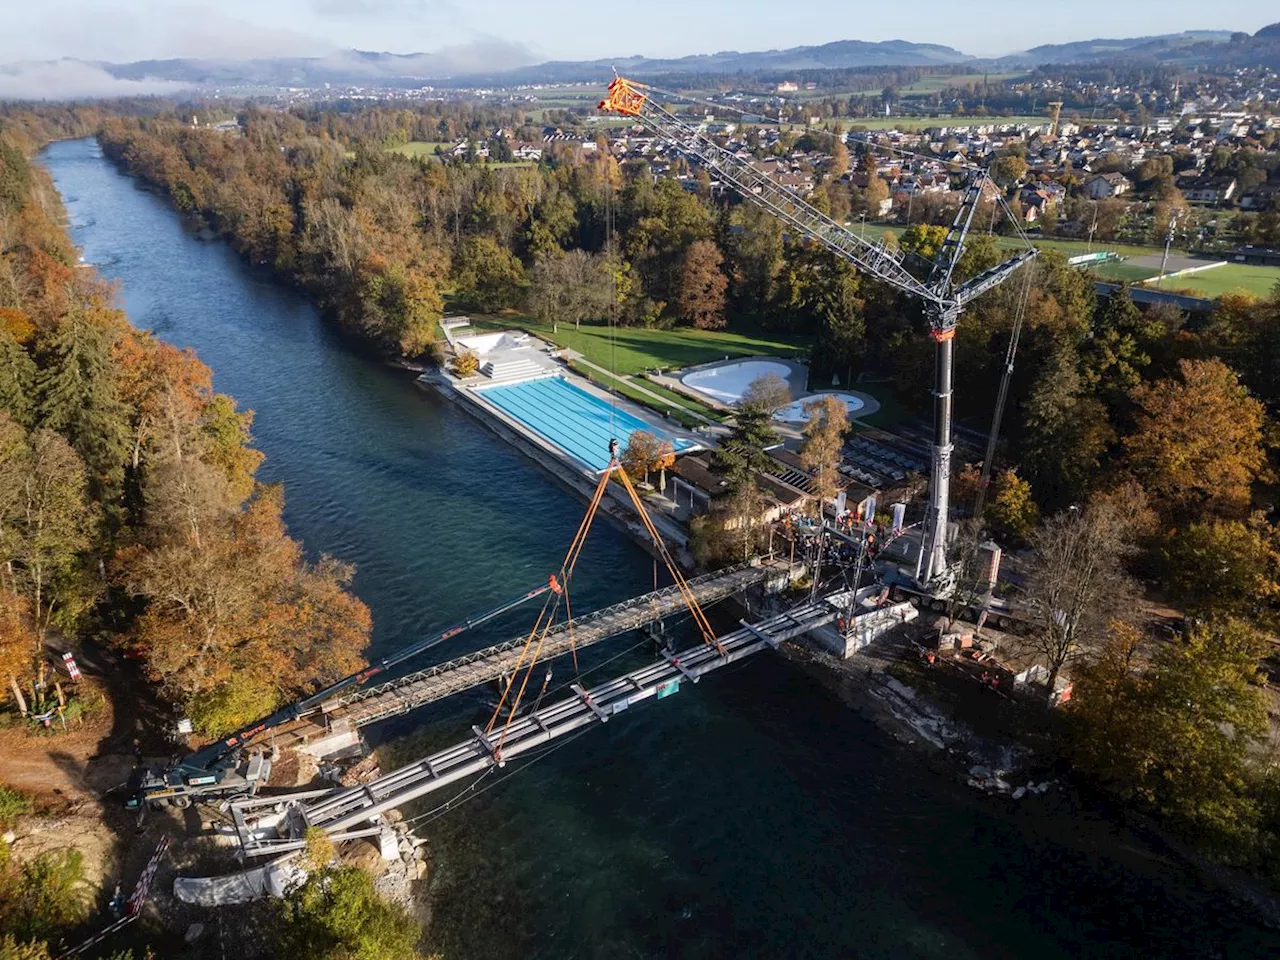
[599,76,1038,592]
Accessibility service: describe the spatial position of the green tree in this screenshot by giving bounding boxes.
[1161,517,1280,620]
[897,224,948,262]
[723,204,783,316]
[451,235,526,311]
[34,309,129,504]
[0,845,90,944]
[0,333,36,429]
[715,373,787,488]
[0,140,30,217]
[1070,619,1269,855]
[1080,286,1163,408]
[1018,347,1113,509]
[275,865,422,960]
[0,427,92,644]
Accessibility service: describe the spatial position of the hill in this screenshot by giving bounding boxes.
[97,39,972,89]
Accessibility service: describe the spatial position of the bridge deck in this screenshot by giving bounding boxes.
[232,597,835,857]
[317,559,788,731]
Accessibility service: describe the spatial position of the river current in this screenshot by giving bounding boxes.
[42,137,1280,959]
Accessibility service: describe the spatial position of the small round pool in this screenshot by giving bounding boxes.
[680,360,792,405]
[775,394,865,423]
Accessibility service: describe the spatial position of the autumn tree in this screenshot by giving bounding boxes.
[989,154,1028,188]
[1123,358,1266,523]
[799,394,849,510]
[984,469,1039,544]
[1069,618,1270,854]
[674,239,727,330]
[453,351,479,378]
[620,430,674,486]
[117,488,369,735]
[1021,489,1144,700]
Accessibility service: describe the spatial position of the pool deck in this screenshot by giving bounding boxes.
[418,335,704,557]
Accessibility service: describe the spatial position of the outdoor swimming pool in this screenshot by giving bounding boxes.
[477,376,696,471]
[775,394,866,422]
[680,359,793,406]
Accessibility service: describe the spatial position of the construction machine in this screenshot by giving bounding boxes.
[599,76,1037,594]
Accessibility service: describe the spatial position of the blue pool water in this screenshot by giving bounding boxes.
[478,376,695,471]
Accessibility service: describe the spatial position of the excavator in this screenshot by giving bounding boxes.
[126,578,560,809]
[598,76,1037,594]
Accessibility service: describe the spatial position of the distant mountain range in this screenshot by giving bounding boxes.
[3,25,1278,99]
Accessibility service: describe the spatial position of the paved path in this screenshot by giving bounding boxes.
[566,352,723,429]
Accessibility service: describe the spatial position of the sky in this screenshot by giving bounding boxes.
[0,0,1274,70]
[3,0,1275,65]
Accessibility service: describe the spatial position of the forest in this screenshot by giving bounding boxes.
[0,114,372,739]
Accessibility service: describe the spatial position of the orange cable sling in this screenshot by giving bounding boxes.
[485,451,725,757]
[484,464,612,742]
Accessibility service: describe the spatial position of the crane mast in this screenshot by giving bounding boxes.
[600,76,1037,592]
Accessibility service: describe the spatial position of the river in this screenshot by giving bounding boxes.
[43,137,1278,959]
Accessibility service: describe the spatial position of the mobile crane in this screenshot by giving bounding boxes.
[598,76,1037,593]
[127,578,559,809]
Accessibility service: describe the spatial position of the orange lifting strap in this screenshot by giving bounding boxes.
[485,455,723,756]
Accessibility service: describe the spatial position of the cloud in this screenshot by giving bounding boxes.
[0,60,191,100]
[427,38,536,75]
[310,0,461,19]
[9,4,334,64]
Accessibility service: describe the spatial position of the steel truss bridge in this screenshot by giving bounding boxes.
[229,597,838,858]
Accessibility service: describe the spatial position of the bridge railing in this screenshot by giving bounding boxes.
[326,557,781,712]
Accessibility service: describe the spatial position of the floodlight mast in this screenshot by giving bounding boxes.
[599,77,1037,592]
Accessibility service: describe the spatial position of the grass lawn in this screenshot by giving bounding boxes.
[388,141,453,158]
[565,359,705,430]
[470,315,812,377]
[895,72,1027,95]
[1094,261,1160,283]
[868,223,1280,298]
[635,375,726,421]
[1161,263,1280,300]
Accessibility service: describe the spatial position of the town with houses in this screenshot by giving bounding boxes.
[249,64,1280,254]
